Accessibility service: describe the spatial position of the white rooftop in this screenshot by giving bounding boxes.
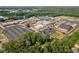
[30,20,52,31]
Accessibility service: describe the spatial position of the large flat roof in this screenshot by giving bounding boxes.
[3,25,32,40]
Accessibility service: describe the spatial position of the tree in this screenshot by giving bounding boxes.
[2,29,79,53]
[2,32,49,53]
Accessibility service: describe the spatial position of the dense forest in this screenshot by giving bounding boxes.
[1,7,79,20]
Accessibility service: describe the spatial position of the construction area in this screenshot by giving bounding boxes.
[0,16,79,43]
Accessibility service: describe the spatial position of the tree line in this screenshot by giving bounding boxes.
[1,7,79,20]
